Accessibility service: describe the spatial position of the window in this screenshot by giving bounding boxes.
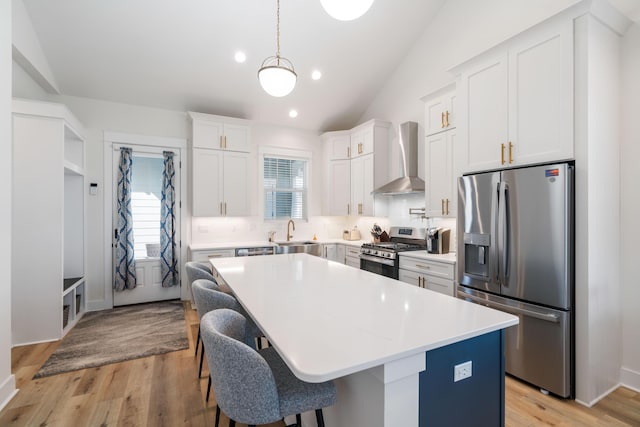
[263,156,308,220]
[131,155,164,258]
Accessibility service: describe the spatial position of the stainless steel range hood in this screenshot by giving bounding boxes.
[373,121,425,195]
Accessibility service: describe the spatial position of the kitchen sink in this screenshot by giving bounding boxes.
[275,241,322,256]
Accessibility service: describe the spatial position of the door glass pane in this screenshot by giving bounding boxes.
[131,156,164,258]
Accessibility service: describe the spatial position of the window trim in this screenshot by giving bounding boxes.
[259,146,313,222]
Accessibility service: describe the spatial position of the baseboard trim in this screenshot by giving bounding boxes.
[575,382,621,408]
[0,374,17,412]
[86,299,112,312]
[621,367,640,392]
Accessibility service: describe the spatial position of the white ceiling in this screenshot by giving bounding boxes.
[22,0,447,131]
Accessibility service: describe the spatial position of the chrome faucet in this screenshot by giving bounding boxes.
[287,219,295,241]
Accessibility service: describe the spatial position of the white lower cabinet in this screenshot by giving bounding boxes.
[190,248,236,263]
[398,256,455,297]
[345,245,361,268]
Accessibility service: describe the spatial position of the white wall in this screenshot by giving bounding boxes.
[0,0,17,411]
[620,22,640,392]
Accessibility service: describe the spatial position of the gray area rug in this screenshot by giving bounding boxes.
[34,300,189,378]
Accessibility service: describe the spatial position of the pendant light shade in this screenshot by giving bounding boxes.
[259,0,296,97]
[320,0,374,21]
[258,56,297,98]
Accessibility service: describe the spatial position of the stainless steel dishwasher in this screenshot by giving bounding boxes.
[234,247,275,257]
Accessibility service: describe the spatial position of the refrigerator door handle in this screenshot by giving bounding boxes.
[497,181,508,284]
[459,292,561,323]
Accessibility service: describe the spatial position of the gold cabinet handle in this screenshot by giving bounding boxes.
[441,199,444,215]
[358,203,363,215]
[446,199,450,215]
[509,141,513,164]
[220,202,223,215]
[501,143,505,165]
[441,112,445,128]
[445,111,450,127]
[347,147,350,158]
[224,202,227,215]
[219,136,223,149]
[347,204,350,215]
[415,264,430,270]
[224,136,227,149]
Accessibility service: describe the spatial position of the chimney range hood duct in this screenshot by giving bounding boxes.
[373,121,425,195]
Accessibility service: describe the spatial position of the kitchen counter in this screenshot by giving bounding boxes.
[210,253,517,427]
[189,238,370,252]
[399,250,457,264]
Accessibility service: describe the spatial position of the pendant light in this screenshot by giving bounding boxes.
[320,0,374,21]
[258,0,297,97]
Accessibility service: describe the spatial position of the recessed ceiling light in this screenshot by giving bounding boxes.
[234,51,246,63]
[289,110,298,118]
[311,70,322,80]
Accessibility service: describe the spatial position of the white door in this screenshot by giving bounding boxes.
[112,145,181,306]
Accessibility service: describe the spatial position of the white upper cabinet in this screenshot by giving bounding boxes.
[191,148,250,217]
[457,20,573,173]
[350,127,374,158]
[325,132,351,160]
[322,119,389,217]
[327,159,351,216]
[424,86,457,136]
[425,129,457,218]
[189,112,251,152]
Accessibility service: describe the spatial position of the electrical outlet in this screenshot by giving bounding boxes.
[454,361,472,382]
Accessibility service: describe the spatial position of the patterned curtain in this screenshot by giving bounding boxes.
[160,151,179,287]
[114,147,137,291]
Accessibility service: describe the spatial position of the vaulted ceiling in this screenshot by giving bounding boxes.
[22,0,446,131]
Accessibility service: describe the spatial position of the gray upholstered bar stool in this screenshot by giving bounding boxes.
[201,309,336,427]
[192,280,265,405]
[186,261,234,361]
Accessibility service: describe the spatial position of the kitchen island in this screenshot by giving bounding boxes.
[210,253,518,427]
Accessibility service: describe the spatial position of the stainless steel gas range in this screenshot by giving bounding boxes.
[359,227,427,279]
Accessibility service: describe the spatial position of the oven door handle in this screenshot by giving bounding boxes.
[359,253,396,267]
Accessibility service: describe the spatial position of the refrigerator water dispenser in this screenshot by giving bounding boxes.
[463,233,491,278]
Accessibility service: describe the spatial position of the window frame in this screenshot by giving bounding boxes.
[259,146,313,222]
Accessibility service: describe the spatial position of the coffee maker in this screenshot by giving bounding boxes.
[427,227,451,254]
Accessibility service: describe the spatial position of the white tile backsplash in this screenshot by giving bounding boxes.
[190,193,456,251]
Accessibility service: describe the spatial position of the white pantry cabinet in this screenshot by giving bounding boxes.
[457,20,573,173]
[189,112,252,217]
[190,111,251,152]
[12,99,86,345]
[191,148,250,217]
[423,85,456,136]
[425,129,457,218]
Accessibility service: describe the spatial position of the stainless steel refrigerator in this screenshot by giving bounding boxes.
[457,162,574,398]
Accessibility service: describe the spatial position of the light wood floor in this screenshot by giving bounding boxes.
[0,302,638,426]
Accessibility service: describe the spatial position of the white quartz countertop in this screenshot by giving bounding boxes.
[210,254,517,383]
[190,241,275,250]
[190,239,369,251]
[398,251,457,264]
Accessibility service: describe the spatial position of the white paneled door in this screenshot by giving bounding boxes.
[112,145,181,306]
